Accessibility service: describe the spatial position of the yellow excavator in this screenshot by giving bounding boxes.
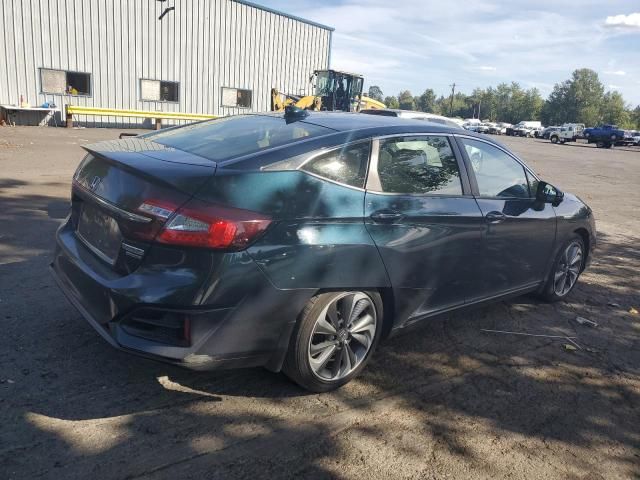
[271,69,386,113]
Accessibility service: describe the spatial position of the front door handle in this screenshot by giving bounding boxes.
[370,209,404,223]
[485,211,506,223]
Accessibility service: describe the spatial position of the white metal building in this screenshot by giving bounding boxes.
[0,0,333,126]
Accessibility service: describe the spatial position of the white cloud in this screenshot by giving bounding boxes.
[257,0,640,104]
[608,84,622,90]
[605,13,640,29]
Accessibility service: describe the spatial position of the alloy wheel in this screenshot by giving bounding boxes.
[553,242,583,296]
[308,292,377,381]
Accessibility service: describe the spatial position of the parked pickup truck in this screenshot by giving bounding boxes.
[583,125,627,147]
[549,124,585,145]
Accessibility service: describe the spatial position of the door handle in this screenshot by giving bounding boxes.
[485,211,506,223]
[370,209,404,223]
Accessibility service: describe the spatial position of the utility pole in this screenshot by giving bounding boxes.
[449,83,456,116]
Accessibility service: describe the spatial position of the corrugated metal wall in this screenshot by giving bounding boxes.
[0,0,332,126]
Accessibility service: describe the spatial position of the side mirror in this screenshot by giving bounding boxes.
[536,181,564,206]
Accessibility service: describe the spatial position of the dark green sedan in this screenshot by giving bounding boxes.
[51,111,596,392]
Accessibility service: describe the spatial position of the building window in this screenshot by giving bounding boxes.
[221,87,252,108]
[40,68,91,96]
[140,79,180,102]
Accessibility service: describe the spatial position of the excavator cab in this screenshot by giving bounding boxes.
[271,69,383,113]
[313,69,364,112]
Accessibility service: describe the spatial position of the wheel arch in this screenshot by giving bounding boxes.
[573,227,590,271]
[309,287,395,339]
[265,286,394,373]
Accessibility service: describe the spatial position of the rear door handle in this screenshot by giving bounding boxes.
[485,211,506,223]
[370,209,404,223]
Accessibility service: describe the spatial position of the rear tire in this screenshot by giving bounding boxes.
[551,136,559,144]
[540,234,585,302]
[283,291,383,392]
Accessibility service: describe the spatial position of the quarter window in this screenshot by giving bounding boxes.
[301,142,370,188]
[41,68,91,96]
[376,136,462,195]
[461,138,530,198]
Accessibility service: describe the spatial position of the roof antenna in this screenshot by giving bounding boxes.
[284,105,309,124]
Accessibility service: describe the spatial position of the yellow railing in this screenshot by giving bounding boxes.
[65,105,217,129]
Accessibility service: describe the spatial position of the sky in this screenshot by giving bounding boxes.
[256,0,640,105]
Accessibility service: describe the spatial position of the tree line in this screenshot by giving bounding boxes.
[367,68,640,129]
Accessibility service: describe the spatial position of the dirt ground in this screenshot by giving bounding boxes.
[1,126,639,480]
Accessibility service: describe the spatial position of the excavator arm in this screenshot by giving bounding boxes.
[271,88,321,112]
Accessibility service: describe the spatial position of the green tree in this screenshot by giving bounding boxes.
[384,95,399,109]
[631,106,640,130]
[541,81,571,125]
[367,85,384,102]
[397,90,416,110]
[568,69,604,126]
[543,69,605,126]
[416,89,437,113]
[600,91,629,127]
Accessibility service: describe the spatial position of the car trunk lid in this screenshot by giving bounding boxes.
[71,138,216,273]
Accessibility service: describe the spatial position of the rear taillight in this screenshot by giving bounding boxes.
[139,199,271,250]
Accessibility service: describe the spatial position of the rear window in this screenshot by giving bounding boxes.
[145,115,334,162]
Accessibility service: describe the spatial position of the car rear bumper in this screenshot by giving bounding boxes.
[51,220,314,371]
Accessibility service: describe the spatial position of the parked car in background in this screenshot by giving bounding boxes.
[50,111,596,392]
[541,126,561,139]
[488,123,508,135]
[499,122,511,134]
[550,124,585,145]
[360,109,463,129]
[510,121,542,137]
[514,126,536,137]
[583,124,626,147]
[476,123,492,134]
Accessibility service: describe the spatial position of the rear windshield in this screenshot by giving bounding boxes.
[145,115,335,162]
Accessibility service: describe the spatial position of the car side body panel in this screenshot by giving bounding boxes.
[194,169,390,290]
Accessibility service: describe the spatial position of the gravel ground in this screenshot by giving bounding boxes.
[1,127,639,480]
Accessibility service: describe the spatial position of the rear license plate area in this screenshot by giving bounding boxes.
[77,203,123,264]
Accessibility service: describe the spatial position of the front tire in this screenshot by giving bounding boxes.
[551,136,559,144]
[540,235,585,302]
[283,291,383,392]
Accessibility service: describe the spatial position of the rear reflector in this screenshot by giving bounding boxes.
[139,198,271,250]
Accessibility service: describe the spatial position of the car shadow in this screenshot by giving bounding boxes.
[1,185,639,479]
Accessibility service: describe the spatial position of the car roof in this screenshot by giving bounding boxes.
[282,111,464,135]
[208,111,495,169]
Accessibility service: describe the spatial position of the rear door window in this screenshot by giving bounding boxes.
[374,136,463,195]
[300,142,371,188]
[145,115,334,162]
